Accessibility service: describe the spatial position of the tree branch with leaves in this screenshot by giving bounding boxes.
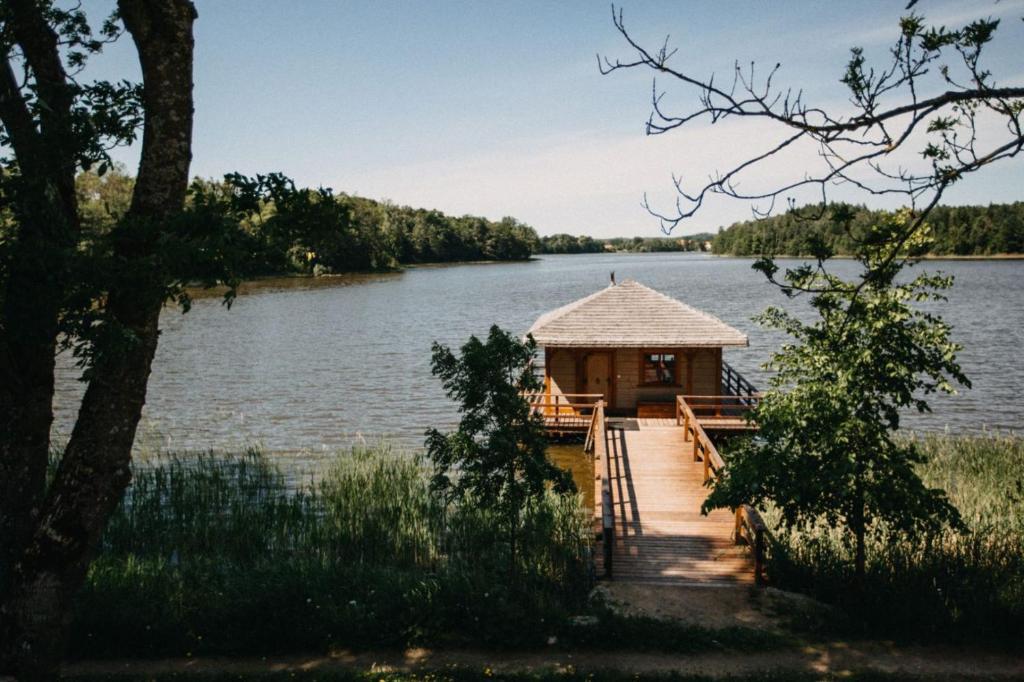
[425,327,574,586]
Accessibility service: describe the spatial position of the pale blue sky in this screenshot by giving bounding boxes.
[83,0,1024,237]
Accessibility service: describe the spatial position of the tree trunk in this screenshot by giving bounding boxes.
[0,2,197,676]
[0,0,82,592]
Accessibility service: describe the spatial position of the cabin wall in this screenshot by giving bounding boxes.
[692,348,722,396]
[546,348,577,397]
[544,345,725,412]
[613,347,722,411]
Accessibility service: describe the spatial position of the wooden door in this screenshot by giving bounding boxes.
[584,352,613,404]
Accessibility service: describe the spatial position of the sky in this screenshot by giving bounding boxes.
[82,0,1024,238]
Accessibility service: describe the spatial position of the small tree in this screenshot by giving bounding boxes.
[703,211,969,580]
[425,326,574,583]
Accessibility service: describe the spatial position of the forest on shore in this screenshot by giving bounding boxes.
[712,202,1024,257]
[77,168,542,276]
[74,170,1024,276]
[536,233,715,254]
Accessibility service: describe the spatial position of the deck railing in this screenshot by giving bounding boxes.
[676,394,768,586]
[583,399,613,578]
[721,361,759,405]
[676,394,760,419]
[522,392,603,432]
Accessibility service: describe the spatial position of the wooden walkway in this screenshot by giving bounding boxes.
[598,419,754,585]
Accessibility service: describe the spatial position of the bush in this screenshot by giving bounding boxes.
[760,434,1024,643]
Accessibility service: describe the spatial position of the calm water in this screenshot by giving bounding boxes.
[53,253,1023,484]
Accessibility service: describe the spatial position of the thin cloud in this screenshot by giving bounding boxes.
[334,109,1021,238]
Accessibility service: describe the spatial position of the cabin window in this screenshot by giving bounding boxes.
[641,352,677,386]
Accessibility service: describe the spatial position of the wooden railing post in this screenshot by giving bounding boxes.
[754,529,765,586]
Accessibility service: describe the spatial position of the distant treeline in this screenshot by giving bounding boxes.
[77,168,540,276]
[538,233,714,254]
[712,202,1024,257]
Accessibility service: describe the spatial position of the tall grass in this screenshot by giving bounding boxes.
[70,445,592,658]
[763,434,1024,642]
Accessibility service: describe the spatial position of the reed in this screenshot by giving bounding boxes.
[69,445,592,658]
[762,434,1024,642]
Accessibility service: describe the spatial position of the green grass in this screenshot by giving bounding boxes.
[762,434,1024,643]
[70,446,593,658]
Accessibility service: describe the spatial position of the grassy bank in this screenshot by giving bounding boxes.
[70,446,593,658]
[762,434,1024,642]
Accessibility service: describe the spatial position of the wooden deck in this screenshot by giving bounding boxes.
[597,419,754,585]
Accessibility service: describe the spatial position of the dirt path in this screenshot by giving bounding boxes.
[62,642,1024,680]
[58,586,1023,679]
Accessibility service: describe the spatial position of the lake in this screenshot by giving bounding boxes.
[53,253,1023,485]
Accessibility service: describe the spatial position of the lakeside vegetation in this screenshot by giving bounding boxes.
[538,233,714,254]
[65,433,1024,660]
[77,168,542,276]
[759,434,1024,643]
[712,202,1024,257]
[70,445,591,658]
[68,445,790,660]
[74,169,1024,275]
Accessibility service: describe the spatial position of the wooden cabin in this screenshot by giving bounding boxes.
[527,279,749,419]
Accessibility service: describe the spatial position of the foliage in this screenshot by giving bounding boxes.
[537,233,714,254]
[74,163,135,238]
[600,235,711,253]
[704,211,970,577]
[762,434,1024,643]
[425,327,574,582]
[537,233,606,254]
[76,170,542,277]
[712,202,1024,257]
[70,445,592,657]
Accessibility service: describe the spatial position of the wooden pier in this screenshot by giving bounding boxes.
[599,420,752,584]
[536,372,770,585]
[525,280,767,585]
[574,390,767,586]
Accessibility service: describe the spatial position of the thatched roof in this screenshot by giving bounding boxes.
[527,279,747,348]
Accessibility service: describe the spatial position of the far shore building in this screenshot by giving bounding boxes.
[527,279,749,417]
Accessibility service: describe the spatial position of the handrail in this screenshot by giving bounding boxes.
[676,394,762,400]
[522,392,604,399]
[676,394,768,586]
[735,504,767,585]
[721,361,759,404]
[527,400,603,410]
[583,400,613,578]
[523,392,605,431]
[677,393,760,419]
